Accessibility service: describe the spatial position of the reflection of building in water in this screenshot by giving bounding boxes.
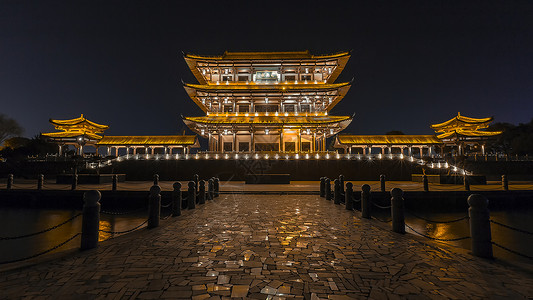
[181,51,354,153]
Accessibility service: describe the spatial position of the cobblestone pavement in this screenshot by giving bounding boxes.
[1,195,533,299]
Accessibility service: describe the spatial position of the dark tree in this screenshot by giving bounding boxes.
[0,114,24,146]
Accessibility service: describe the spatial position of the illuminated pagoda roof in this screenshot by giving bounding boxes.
[183,115,352,126]
[184,50,351,85]
[336,135,442,146]
[97,135,199,147]
[42,114,109,141]
[430,112,502,140]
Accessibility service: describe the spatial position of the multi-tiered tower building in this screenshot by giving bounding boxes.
[182,51,353,153]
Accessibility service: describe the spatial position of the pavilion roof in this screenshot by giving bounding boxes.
[336,135,442,145]
[436,130,502,139]
[49,114,109,131]
[182,115,352,126]
[41,131,103,140]
[97,136,199,146]
[430,112,493,131]
[184,50,351,61]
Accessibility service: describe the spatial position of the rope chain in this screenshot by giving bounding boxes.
[490,220,533,235]
[0,214,82,240]
[406,211,470,224]
[371,201,392,209]
[0,233,81,265]
[160,202,172,208]
[405,223,471,242]
[492,242,533,260]
[372,216,392,223]
[101,207,146,215]
[351,195,361,203]
[99,219,148,234]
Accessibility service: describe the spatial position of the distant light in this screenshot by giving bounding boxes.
[265,129,269,135]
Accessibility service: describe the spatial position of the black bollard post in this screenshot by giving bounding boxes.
[7,174,13,190]
[81,190,101,250]
[71,174,78,191]
[339,175,345,194]
[319,177,325,198]
[172,182,182,217]
[464,176,470,191]
[333,179,341,204]
[199,180,206,204]
[153,174,159,186]
[361,184,371,219]
[187,181,196,209]
[208,178,214,200]
[468,194,493,258]
[391,188,405,234]
[502,175,508,191]
[37,174,44,191]
[112,174,118,191]
[214,178,220,197]
[345,182,354,210]
[325,178,332,200]
[422,174,429,192]
[148,185,161,228]
[193,174,199,194]
[380,174,386,192]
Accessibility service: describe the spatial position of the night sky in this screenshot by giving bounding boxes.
[1,0,532,139]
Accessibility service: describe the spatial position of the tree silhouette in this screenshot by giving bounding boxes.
[0,114,24,146]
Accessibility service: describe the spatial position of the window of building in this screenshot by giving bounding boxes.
[284,75,296,81]
[284,105,295,112]
[238,142,249,152]
[301,142,311,152]
[284,142,296,152]
[223,142,233,152]
[238,105,249,112]
[238,75,249,82]
[255,105,278,112]
[223,105,233,112]
[301,74,312,81]
[301,104,310,112]
[253,71,279,83]
[222,75,233,81]
[255,143,279,151]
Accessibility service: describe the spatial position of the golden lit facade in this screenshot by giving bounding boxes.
[182,51,353,152]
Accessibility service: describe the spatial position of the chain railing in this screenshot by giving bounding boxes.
[101,207,147,216]
[0,214,82,240]
[99,220,149,235]
[406,211,469,224]
[405,224,471,242]
[0,233,81,265]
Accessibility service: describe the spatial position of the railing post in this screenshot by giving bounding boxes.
[325,178,332,200]
[319,177,325,198]
[148,185,161,228]
[380,174,386,192]
[172,182,182,217]
[333,179,340,204]
[198,180,206,204]
[468,194,493,258]
[7,174,13,190]
[71,174,78,190]
[193,174,199,193]
[187,181,196,209]
[345,182,354,210]
[37,174,44,191]
[464,176,470,191]
[81,190,101,250]
[339,174,345,193]
[112,174,118,191]
[153,174,159,186]
[214,178,220,197]
[502,175,508,191]
[208,178,214,200]
[422,174,429,192]
[361,184,371,219]
[391,188,405,234]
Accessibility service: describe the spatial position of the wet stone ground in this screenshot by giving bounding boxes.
[1,194,533,299]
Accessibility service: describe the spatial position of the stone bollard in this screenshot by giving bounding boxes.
[345,182,354,210]
[325,178,332,200]
[7,174,13,190]
[187,181,196,209]
[339,175,345,193]
[81,190,101,250]
[319,177,325,198]
[361,184,371,219]
[502,175,508,191]
[380,174,386,192]
[153,174,159,186]
[464,176,470,191]
[193,174,199,193]
[208,178,214,200]
[214,178,220,197]
[333,179,341,204]
[198,180,206,204]
[172,182,182,217]
[37,174,44,191]
[71,174,78,190]
[468,194,493,258]
[391,188,405,234]
[148,185,161,229]
[112,174,118,191]
[422,174,429,192]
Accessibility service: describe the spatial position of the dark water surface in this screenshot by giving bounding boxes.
[0,205,532,267]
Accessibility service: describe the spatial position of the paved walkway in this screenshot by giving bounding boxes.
[1,195,533,299]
